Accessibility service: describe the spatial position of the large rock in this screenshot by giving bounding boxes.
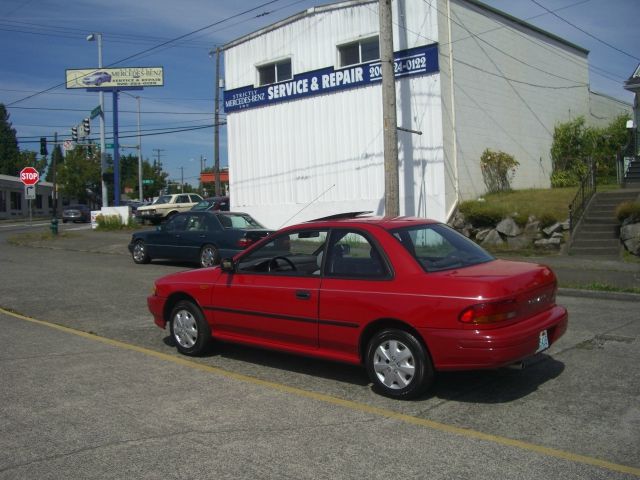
[481,229,504,247]
[524,220,541,236]
[496,217,521,237]
[534,237,562,249]
[543,222,563,236]
[475,229,491,242]
[507,235,532,249]
[620,222,640,255]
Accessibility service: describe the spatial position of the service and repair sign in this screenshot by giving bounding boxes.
[224,43,439,113]
[65,67,164,89]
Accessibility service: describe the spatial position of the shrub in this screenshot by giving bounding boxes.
[95,214,135,230]
[615,202,640,223]
[480,149,519,193]
[538,212,558,228]
[459,201,506,227]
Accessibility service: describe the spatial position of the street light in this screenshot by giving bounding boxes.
[87,32,108,207]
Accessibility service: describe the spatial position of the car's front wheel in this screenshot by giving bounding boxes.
[365,329,433,399]
[131,240,150,264]
[169,300,211,356]
[199,244,219,268]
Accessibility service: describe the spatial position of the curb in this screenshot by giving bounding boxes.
[558,287,640,302]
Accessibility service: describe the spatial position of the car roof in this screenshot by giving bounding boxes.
[300,213,440,231]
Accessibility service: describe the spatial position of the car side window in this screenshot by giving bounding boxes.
[165,214,188,232]
[237,230,328,276]
[326,230,390,279]
[185,214,203,231]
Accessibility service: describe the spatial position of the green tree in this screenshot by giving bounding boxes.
[18,150,47,174]
[57,146,101,204]
[550,114,630,187]
[0,104,21,175]
[45,144,64,182]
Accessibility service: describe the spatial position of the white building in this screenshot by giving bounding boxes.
[223,0,630,228]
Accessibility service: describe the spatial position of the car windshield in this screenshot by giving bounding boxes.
[153,195,172,205]
[216,213,264,229]
[191,200,213,211]
[392,223,494,272]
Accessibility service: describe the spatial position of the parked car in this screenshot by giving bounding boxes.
[147,212,568,399]
[129,211,272,267]
[62,204,91,223]
[82,71,112,86]
[191,196,230,212]
[136,193,203,225]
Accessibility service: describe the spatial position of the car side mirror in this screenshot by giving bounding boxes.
[220,258,236,273]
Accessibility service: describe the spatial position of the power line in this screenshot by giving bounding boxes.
[6,0,282,107]
[528,0,640,62]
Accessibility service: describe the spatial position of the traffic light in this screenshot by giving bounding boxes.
[71,126,78,142]
[83,117,90,136]
[39,137,47,156]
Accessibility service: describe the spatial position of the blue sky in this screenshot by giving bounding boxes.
[1,0,638,189]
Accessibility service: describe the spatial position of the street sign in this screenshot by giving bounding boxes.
[63,140,75,151]
[105,143,114,149]
[25,185,36,200]
[90,105,102,119]
[20,167,39,186]
[142,179,153,185]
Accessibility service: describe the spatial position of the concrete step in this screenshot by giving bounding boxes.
[571,239,620,249]
[570,246,622,256]
[572,230,618,240]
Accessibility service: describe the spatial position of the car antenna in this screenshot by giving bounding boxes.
[277,184,336,229]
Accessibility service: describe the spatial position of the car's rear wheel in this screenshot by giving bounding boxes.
[199,244,219,268]
[132,240,150,264]
[365,329,433,399]
[169,300,211,356]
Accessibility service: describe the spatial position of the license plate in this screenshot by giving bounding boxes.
[536,330,549,353]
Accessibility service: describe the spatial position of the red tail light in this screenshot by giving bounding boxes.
[459,299,518,325]
[237,237,254,249]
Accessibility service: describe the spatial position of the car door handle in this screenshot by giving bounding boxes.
[295,290,311,300]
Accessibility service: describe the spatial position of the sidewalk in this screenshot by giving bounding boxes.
[10,226,640,298]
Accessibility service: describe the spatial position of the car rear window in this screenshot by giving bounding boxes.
[216,213,264,229]
[391,223,494,272]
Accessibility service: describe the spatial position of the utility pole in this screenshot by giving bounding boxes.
[87,33,108,208]
[51,131,59,235]
[379,0,399,217]
[136,96,142,202]
[153,148,165,172]
[179,166,184,193]
[214,46,222,197]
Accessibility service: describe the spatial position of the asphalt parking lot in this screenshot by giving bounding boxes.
[0,227,639,479]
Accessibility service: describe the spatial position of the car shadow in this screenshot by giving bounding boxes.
[432,354,566,404]
[163,335,564,400]
[162,335,369,386]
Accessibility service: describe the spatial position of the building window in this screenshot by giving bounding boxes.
[36,194,43,209]
[257,59,292,86]
[10,191,21,211]
[0,191,6,212]
[338,36,379,67]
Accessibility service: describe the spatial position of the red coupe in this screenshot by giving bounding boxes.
[148,213,568,399]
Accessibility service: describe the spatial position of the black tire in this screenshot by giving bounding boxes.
[365,329,433,399]
[62,219,68,224]
[199,244,219,268]
[169,300,211,356]
[131,239,151,264]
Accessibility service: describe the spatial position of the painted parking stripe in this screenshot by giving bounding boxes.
[1,306,638,478]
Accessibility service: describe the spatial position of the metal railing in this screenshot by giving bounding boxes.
[568,160,596,236]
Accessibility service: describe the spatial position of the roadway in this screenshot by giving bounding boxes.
[0,225,638,479]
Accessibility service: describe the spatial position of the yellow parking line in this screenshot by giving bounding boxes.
[2,306,639,477]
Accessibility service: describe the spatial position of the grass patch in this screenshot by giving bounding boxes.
[563,282,640,295]
[469,187,578,223]
[8,231,77,245]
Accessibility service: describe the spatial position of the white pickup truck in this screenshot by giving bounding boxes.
[136,193,203,224]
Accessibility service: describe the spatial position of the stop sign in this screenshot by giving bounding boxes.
[20,167,40,186]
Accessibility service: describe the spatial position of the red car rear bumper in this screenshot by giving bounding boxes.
[421,305,568,370]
